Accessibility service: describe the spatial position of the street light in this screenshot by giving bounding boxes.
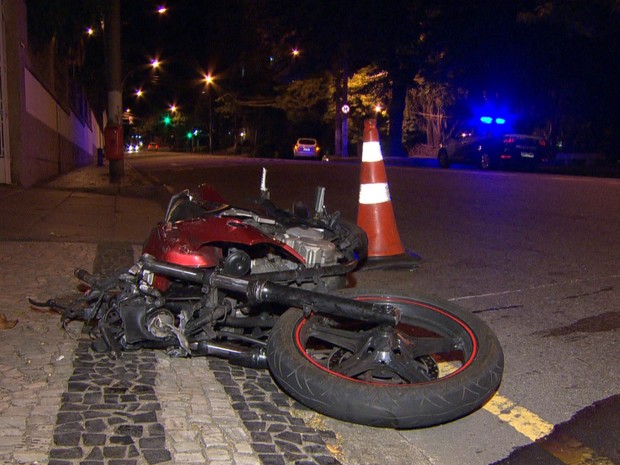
[121,58,162,90]
[204,74,214,154]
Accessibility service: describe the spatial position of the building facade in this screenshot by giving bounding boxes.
[0,0,103,187]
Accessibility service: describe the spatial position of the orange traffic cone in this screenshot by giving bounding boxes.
[357,119,421,269]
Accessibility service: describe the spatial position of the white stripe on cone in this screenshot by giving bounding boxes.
[361,141,383,162]
[359,182,391,204]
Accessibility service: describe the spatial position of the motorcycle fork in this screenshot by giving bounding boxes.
[140,256,400,326]
[210,274,400,326]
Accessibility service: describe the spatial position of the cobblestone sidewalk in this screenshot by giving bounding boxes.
[0,242,94,465]
[0,241,345,465]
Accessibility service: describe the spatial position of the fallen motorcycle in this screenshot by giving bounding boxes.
[32,170,503,428]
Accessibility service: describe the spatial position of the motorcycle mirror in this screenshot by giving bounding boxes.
[314,186,326,219]
[260,167,270,200]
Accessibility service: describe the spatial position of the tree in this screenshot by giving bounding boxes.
[243,0,441,157]
[405,77,463,149]
[515,1,620,156]
[425,0,620,155]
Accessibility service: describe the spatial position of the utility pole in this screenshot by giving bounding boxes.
[341,61,349,157]
[105,0,124,178]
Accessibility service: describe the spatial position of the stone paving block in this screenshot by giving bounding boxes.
[170,440,202,453]
[233,453,263,465]
[13,449,49,464]
[205,446,233,460]
[102,445,127,458]
[197,431,227,444]
[49,446,83,459]
[0,425,22,436]
[233,441,255,455]
[170,451,205,462]
[0,435,23,447]
[0,414,27,429]
[139,435,167,449]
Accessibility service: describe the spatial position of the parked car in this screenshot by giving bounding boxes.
[293,138,321,159]
[438,132,547,170]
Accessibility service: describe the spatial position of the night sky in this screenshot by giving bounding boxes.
[99,0,620,153]
[118,1,245,111]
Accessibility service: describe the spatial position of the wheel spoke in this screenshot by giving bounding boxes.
[382,354,435,382]
[408,336,463,358]
[334,351,382,378]
[304,317,467,383]
[306,324,452,382]
[307,322,370,353]
[328,335,437,382]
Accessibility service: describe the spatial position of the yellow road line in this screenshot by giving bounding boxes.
[484,393,554,441]
[484,393,615,465]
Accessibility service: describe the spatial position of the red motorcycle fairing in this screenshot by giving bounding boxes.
[188,183,228,206]
[142,216,306,291]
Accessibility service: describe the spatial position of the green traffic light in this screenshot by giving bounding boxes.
[186,132,193,139]
[163,115,171,125]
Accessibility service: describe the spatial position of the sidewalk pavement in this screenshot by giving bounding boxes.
[0,161,349,465]
[0,162,166,244]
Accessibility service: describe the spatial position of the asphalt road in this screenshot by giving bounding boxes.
[129,152,620,465]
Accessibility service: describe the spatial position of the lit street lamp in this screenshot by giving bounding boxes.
[204,74,214,154]
[121,58,161,89]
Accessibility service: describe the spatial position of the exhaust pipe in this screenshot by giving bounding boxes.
[191,341,268,369]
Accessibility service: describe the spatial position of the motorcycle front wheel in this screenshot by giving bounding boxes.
[266,289,503,428]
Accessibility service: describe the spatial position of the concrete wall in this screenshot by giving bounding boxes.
[21,68,103,184]
[2,0,103,187]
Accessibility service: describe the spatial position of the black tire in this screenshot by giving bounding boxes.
[267,289,503,428]
[438,149,451,168]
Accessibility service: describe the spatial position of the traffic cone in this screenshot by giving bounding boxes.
[357,119,421,269]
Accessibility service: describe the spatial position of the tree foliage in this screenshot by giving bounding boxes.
[405,77,464,149]
[26,0,620,158]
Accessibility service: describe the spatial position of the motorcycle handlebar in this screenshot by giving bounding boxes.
[74,268,98,286]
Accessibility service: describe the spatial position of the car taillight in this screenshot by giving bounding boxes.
[500,154,512,159]
[503,137,515,144]
[538,139,546,146]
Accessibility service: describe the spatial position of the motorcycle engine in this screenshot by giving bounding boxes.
[251,226,339,274]
[280,226,338,267]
